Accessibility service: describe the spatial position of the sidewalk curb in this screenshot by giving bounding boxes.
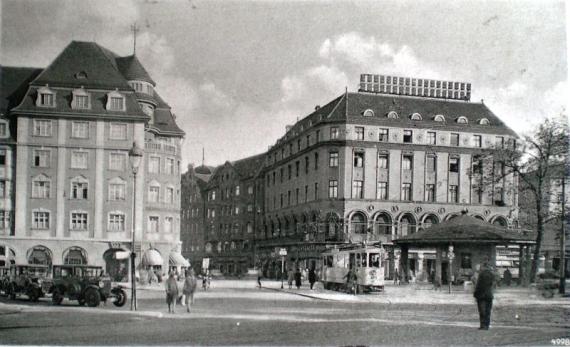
[0,301,164,318]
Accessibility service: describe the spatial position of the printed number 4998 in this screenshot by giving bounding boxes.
[552,338,570,346]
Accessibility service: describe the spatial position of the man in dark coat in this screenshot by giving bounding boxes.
[473,261,496,330]
[294,268,302,289]
[308,268,317,290]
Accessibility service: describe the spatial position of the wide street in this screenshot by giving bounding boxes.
[0,280,568,346]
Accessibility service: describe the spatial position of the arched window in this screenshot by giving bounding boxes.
[387,111,399,119]
[423,214,439,229]
[479,118,490,125]
[434,114,446,122]
[457,116,468,124]
[410,113,422,121]
[492,216,508,227]
[363,109,374,117]
[27,245,52,265]
[399,214,416,235]
[374,213,392,235]
[63,246,87,265]
[350,212,367,234]
[325,212,339,238]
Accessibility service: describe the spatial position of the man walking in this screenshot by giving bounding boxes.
[165,271,179,314]
[473,260,496,330]
[308,268,317,290]
[183,269,198,313]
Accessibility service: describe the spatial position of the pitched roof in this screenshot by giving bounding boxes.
[116,55,156,86]
[149,107,185,136]
[394,214,535,245]
[0,66,42,116]
[231,153,266,179]
[31,41,132,90]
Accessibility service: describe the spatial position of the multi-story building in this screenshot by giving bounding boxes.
[201,154,264,275]
[180,164,214,268]
[0,41,184,281]
[257,74,519,279]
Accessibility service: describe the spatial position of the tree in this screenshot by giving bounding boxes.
[480,115,569,283]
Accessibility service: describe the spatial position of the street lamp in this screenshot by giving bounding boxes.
[128,141,143,311]
[559,177,566,295]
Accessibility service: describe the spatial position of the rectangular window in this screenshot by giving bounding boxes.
[165,187,174,204]
[450,133,460,146]
[449,185,459,203]
[32,211,50,229]
[33,150,50,167]
[425,184,435,202]
[306,135,311,147]
[149,157,160,173]
[474,188,483,204]
[109,183,125,201]
[248,185,254,195]
[472,159,482,175]
[148,216,159,233]
[109,123,127,140]
[426,156,436,172]
[110,97,124,111]
[296,188,299,204]
[352,180,363,199]
[314,182,319,200]
[494,162,504,176]
[0,150,5,166]
[295,161,300,177]
[305,156,309,174]
[495,136,504,149]
[109,153,126,171]
[32,179,50,199]
[473,135,482,148]
[71,182,88,199]
[33,120,52,136]
[71,121,89,138]
[316,130,320,142]
[401,183,412,201]
[164,217,173,233]
[355,127,365,140]
[379,128,389,142]
[70,212,88,230]
[149,186,159,202]
[280,168,284,183]
[71,151,88,169]
[427,131,436,145]
[329,180,338,198]
[314,152,319,170]
[280,194,284,208]
[378,154,388,169]
[235,185,240,196]
[40,93,54,107]
[403,130,413,143]
[353,152,364,167]
[288,165,292,180]
[165,158,175,174]
[402,155,413,170]
[0,211,11,230]
[494,187,504,205]
[377,182,387,200]
[449,158,459,173]
[330,127,339,139]
[329,152,339,167]
[297,140,301,152]
[74,95,89,110]
[287,190,291,206]
[0,181,5,198]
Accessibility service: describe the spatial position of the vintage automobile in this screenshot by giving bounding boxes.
[49,265,127,307]
[6,264,51,301]
[0,267,10,295]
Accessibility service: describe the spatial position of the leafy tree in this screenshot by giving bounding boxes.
[479,116,569,282]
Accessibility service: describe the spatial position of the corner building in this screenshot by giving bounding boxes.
[258,75,518,279]
[0,41,184,280]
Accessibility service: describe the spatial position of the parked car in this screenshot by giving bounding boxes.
[0,267,10,295]
[6,264,51,301]
[49,265,127,307]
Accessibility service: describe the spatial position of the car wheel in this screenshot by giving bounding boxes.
[28,288,40,302]
[113,289,127,307]
[52,288,63,305]
[84,288,101,307]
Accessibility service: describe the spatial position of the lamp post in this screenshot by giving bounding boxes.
[129,141,143,311]
[560,177,566,295]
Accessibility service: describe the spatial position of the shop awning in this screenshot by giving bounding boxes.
[142,249,163,266]
[169,252,190,267]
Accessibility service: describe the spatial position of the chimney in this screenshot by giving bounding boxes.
[285,125,292,132]
[315,105,321,111]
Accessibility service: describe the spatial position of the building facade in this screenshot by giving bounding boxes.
[0,41,184,281]
[256,75,519,279]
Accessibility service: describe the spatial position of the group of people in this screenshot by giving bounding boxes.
[164,268,198,314]
[285,268,317,290]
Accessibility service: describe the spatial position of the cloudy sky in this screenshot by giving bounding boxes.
[1,0,568,169]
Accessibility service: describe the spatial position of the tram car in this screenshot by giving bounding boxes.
[321,245,385,293]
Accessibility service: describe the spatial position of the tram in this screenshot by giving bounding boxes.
[321,245,386,293]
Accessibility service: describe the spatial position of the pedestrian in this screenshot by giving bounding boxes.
[294,268,302,289]
[308,268,317,290]
[165,271,179,314]
[286,268,292,288]
[503,268,512,287]
[473,260,496,330]
[182,269,198,313]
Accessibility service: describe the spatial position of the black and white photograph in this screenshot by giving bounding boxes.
[0,0,568,346]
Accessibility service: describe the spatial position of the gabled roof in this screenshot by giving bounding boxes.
[31,41,132,90]
[116,55,156,86]
[0,66,42,115]
[394,214,535,245]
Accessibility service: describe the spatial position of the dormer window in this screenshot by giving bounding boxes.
[410,113,422,121]
[434,114,446,122]
[457,116,468,124]
[106,91,125,111]
[0,120,8,138]
[72,88,90,110]
[36,86,55,107]
[387,111,399,119]
[363,109,374,117]
[479,118,490,125]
